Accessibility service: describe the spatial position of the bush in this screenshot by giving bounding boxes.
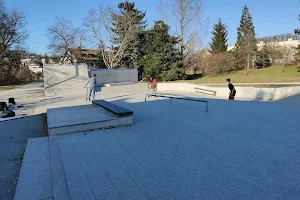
[15,66,32,82]
[255,51,271,68]
[32,72,42,80]
[197,52,234,75]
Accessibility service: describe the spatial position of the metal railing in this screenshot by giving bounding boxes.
[145,94,209,112]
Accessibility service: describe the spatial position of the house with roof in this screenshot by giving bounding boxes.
[61,48,100,67]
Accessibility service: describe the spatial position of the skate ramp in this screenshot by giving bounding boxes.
[157,83,300,101]
[43,64,89,98]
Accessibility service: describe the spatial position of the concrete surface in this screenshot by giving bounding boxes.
[52,96,300,200]
[47,105,117,128]
[0,81,45,116]
[10,65,298,200]
[14,137,52,200]
[0,115,44,200]
[158,83,300,101]
[90,68,138,86]
[47,104,133,135]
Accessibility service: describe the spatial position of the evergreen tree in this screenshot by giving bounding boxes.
[112,1,146,68]
[139,21,185,81]
[209,18,228,54]
[235,4,257,72]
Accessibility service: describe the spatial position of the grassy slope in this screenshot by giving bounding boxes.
[180,66,300,84]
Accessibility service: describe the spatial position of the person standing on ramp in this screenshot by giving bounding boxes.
[84,74,97,101]
[227,78,236,100]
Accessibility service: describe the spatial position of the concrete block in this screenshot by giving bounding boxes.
[14,182,52,200]
[20,160,50,174]
[17,169,51,187]
[22,146,50,163]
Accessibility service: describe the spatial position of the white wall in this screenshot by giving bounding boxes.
[89,68,138,86]
[157,83,300,101]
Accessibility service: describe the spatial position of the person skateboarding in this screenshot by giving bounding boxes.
[227,78,236,100]
[84,74,97,101]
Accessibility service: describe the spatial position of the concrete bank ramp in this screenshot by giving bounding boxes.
[158,83,300,101]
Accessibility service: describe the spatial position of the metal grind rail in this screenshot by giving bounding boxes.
[145,94,209,112]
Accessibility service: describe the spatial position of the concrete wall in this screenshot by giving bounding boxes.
[43,64,89,88]
[89,68,138,86]
[44,64,89,79]
[157,83,300,101]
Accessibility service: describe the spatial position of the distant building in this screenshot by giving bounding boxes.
[228,38,300,51]
[61,48,100,67]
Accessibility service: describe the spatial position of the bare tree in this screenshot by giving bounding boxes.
[47,17,86,55]
[278,46,294,68]
[0,0,28,58]
[0,0,28,83]
[158,0,208,67]
[84,6,141,69]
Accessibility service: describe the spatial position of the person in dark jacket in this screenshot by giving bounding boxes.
[227,78,236,100]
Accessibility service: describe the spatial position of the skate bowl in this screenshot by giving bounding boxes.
[157,83,300,101]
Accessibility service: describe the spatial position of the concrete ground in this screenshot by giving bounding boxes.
[0,81,45,116]
[53,95,300,200]
[31,73,300,199]
[5,68,300,200]
[0,115,44,200]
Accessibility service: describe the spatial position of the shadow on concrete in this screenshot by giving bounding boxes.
[45,76,78,89]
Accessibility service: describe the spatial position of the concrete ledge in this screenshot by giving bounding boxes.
[47,104,133,135]
[48,116,133,135]
[104,82,135,87]
[93,100,133,117]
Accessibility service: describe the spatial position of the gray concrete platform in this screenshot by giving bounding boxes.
[47,104,133,135]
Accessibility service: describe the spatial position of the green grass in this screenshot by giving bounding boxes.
[179,65,300,84]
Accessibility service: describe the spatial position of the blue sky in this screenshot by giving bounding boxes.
[6,0,300,55]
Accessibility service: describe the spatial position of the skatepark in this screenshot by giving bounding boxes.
[1,64,300,199]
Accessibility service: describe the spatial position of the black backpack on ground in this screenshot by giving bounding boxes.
[0,110,15,118]
[0,102,8,111]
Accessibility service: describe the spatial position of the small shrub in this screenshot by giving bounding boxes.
[197,52,234,75]
[15,66,32,82]
[32,72,42,80]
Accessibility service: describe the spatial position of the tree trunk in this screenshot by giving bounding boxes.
[246,53,250,75]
